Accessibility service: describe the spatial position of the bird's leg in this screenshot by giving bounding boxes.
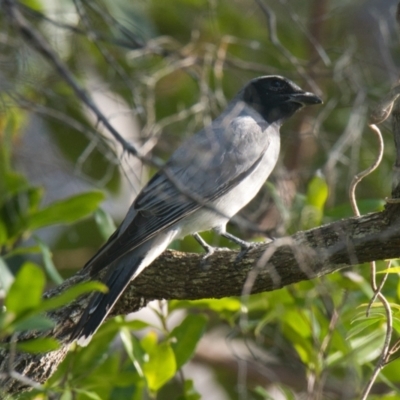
[192,233,217,261]
[219,231,259,262]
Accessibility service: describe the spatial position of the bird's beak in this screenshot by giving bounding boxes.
[288,91,323,106]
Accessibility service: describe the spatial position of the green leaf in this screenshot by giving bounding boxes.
[59,390,73,400]
[67,328,119,378]
[16,337,60,353]
[255,309,279,336]
[29,191,105,230]
[37,281,108,314]
[19,0,45,12]
[0,185,43,242]
[13,315,55,332]
[300,173,329,229]
[347,318,381,340]
[120,326,145,378]
[177,379,201,400]
[378,267,400,274]
[3,281,105,334]
[141,331,177,392]
[35,236,63,285]
[350,330,385,364]
[397,279,400,303]
[5,262,45,315]
[325,199,385,220]
[98,318,151,339]
[0,219,7,245]
[0,312,7,332]
[94,208,116,240]
[252,386,276,400]
[4,245,41,258]
[293,342,312,365]
[169,297,241,313]
[283,310,311,339]
[170,314,207,369]
[0,256,14,291]
[74,389,103,400]
[0,171,28,204]
[305,173,328,209]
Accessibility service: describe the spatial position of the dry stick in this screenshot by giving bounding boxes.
[17,2,143,49]
[366,85,400,309]
[280,0,331,67]
[0,334,45,394]
[2,0,157,168]
[236,235,305,400]
[348,124,384,216]
[237,235,322,360]
[351,119,391,400]
[72,0,143,110]
[254,0,322,97]
[359,80,400,399]
[4,0,263,235]
[5,0,280,241]
[316,295,347,395]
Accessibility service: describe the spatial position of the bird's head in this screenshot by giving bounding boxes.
[242,75,322,124]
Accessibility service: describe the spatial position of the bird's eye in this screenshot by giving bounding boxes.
[269,79,285,90]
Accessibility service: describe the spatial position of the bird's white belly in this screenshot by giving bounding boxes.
[177,130,280,238]
[213,131,280,217]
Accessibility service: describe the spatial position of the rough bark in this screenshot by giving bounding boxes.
[1,204,400,397]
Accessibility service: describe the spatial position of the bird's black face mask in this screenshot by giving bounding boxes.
[243,76,322,124]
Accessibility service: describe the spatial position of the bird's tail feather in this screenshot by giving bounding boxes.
[71,230,177,346]
[71,255,143,346]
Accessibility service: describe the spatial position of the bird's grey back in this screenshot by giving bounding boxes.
[162,100,272,197]
[87,101,274,273]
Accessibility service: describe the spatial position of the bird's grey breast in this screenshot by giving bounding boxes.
[210,118,281,217]
[176,113,281,237]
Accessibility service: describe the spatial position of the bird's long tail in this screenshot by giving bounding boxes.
[71,230,177,346]
[71,253,144,346]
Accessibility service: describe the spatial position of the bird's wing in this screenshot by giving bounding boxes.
[87,118,271,275]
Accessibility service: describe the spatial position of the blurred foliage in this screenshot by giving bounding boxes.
[0,262,106,353]
[1,0,400,399]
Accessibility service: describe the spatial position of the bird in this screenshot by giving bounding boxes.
[71,75,322,345]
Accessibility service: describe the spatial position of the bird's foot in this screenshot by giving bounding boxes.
[235,235,278,262]
[220,231,271,263]
[235,241,261,263]
[200,245,217,268]
[192,233,225,268]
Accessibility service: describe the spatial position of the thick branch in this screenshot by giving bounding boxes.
[1,204,400,396]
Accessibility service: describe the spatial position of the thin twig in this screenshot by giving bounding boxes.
[4,0,268,235]
[254,0,322,96]
[348,124,384,216]
[8,334,45,392]
[3,0,157,167]
[348,121,393,400]
[359,77,400,400]
[360,293,393,400]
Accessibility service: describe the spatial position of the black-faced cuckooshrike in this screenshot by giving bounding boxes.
[72,75,322,345]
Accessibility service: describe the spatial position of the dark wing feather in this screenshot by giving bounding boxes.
[87,119,271,276]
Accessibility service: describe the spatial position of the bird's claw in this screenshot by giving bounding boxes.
[234,241,260,263]
[200,245,231,268]
[199,244,217,268]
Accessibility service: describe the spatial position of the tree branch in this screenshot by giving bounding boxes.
[2,0,156,166]
[1,204,400,396]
